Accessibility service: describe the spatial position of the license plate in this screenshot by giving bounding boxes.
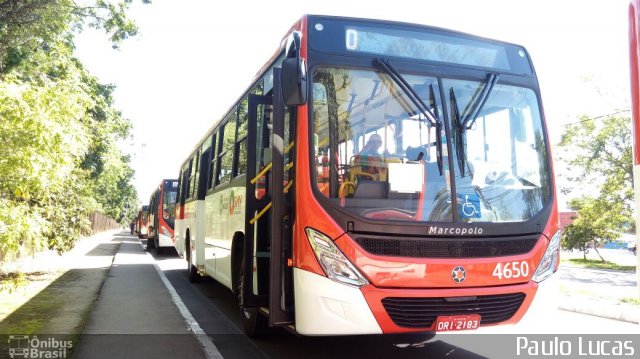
[435,314,481,332]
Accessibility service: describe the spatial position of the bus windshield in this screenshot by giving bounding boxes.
[311,66,550,223]
[163,180,178,228]
[447,78,550,222]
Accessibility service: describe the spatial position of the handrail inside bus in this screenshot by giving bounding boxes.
[250,141,295,184]
[250,202,272,225]
[249,179,294,225]
[251,162,273,184]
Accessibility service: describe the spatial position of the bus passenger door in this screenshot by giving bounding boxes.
[244,93,272,309]
[269,68,294,325]
[244,69,294,326]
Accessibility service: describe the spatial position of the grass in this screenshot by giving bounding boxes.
[562,258,636,272]
[0,272,28,294]
[621,297,640,305]
[0,301,60,334]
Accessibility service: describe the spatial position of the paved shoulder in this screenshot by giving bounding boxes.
[73,237,207,359]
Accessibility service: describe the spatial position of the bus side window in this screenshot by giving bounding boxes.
[236,140,248,176]
[208,132,218,189]
[190,151,200,199]
[176,171,182,205]
[218,119,235,184]
[236,97,249,177]
[185,158,193,199]
[198,147,210,199]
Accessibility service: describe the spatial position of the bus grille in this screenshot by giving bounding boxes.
[355,236,538,258]
[381,293,526,328]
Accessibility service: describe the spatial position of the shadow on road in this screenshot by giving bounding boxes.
[160,257,489,359]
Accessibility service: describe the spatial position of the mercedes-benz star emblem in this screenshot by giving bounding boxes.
[452,266,466,283]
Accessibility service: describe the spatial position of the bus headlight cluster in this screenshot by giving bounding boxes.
[305,228,369,287]
[531,230,561,283]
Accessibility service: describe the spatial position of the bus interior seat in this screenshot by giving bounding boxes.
[353,180,388,199]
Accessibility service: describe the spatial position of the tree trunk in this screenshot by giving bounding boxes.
[592,243,606,262]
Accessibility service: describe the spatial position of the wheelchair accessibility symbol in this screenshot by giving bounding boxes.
[459,193,481,219]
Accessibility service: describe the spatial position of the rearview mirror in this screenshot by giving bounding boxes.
[281,32,307,106]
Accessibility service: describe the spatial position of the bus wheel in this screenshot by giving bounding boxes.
[237,254,267,336]
[241,307,267,337]
[187,244,201,283]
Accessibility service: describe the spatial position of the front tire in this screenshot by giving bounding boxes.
[241,307,267,337]
[187,241,201,283]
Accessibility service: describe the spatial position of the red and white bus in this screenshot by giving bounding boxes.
[135,205,149,239]
[174,15,560,336]
[146,179,179,252]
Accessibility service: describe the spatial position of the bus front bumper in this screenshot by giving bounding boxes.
[293,268,538,335]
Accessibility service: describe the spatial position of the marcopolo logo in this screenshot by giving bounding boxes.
[7,335,72,359]
[451,266,466,283]
[427,226,483,236]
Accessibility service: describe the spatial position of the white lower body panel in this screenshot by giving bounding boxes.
[158,233,174,247]
[293,268,382,335]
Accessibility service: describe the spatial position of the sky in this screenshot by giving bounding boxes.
[73,0,631,204]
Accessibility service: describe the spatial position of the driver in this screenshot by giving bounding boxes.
[355,134,384,177]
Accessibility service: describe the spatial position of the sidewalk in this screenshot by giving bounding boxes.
[72,236,207,358]
[0,230,122,335]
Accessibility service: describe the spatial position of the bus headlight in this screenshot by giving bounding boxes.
[531,231,561,283]
[305,228,369,287]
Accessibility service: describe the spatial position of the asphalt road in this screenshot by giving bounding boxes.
[152,247,485,359]
[146,238,639,359]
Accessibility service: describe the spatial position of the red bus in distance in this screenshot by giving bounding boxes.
[135,205,149,239]
[146,179,179,253]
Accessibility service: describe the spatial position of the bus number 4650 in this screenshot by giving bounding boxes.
[492,261,529,280]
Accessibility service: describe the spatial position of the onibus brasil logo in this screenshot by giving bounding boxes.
[7,335,72,359]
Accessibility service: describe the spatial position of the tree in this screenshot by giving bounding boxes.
[0,0,144,260]
[0,0,149,74]
[558,115,634,260]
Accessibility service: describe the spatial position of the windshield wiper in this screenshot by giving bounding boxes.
[451,72,499,177]
[450,88,468,177]
[373,58,443,175]
[461,72,499,129]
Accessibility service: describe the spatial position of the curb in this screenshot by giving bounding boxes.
[558,298,640,325]
[559,263,636,274]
